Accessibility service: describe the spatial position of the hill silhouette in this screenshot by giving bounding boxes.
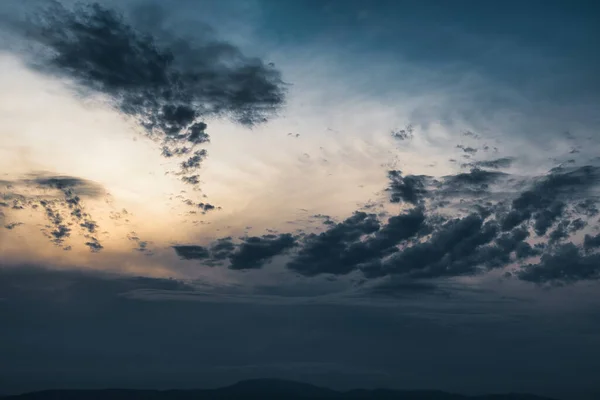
[0,378,559,400]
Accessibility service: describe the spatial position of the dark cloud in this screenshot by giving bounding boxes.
[180,149,208,174]
[500,166,600,232]
[39,199,72,246]
[173,233,297,270]
[84,238,104,252]
[229,234,297,270]
[208,236,236,262]
[162,160,600,287]
[127,232,152,255]
[362,213,499,279]
[0,173,107,198]
[456,144,478,154]
[311,214,335,226]
[26,174,106,198]
[386,170,428,205]
[568,218,587,233]
[1,174,108,250]
[575,199,599,217]
[515,241,544,260]
[173,245,211,260]
[518,242,600,285]
[462,130,481,140]
[462,157,515,170]
[357,165,600,283]
[183,199,219,214]
[441,168,507,195]
[17,2,286,190]
[4,222,24,230]
[289,208,427,278]
[583,233,600,252]
[548,220,570,244]
[286,212,380,276]
[181,175,201,185]
[390,125,413,141]
[532,201,566,236]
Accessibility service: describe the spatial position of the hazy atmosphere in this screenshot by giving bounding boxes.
[1,1,600,399]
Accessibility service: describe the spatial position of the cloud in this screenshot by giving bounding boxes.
[386,170,428,205]
[286,212,381,276]
[439,168,508,198]
[583,233,600,252]
[173,245,211,260]
[183,199,220,214]
[173,234,297,269]
[500,165,600,232]
[208,237,236,262]
[390,124,413,141]
[462,157,515,170]
[518,242,600,285]
[1,173,108,251]
[163,158,600,290]
[12,2,286,190]
[456,144,478,154]
[362,213,499,279]
[27,174,107,197]
[2,173,107,198]
[127,232,152,255]
[4,221,24,230]
[229,233,297,270]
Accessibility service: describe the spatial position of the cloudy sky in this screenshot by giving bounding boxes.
[1,1,600,399]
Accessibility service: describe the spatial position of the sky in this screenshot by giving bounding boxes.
[1,1,600,399]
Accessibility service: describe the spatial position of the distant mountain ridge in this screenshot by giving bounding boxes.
[0,378,559,400]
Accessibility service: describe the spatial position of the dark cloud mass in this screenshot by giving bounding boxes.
[500,165,600,232]
[286,212,381,276]
[173,245,211,260]
[163,152,600,288]
[169,158,600,288]
[229,233,297,270]
[518,243,600,284]
[584,233,600,252]
[441,168,507,196]
[18,2,286,191]
[28,175,107,197]
[172,234,297,269]
[386,170,428,205]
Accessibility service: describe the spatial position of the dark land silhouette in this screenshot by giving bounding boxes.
[0,379,558,400]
